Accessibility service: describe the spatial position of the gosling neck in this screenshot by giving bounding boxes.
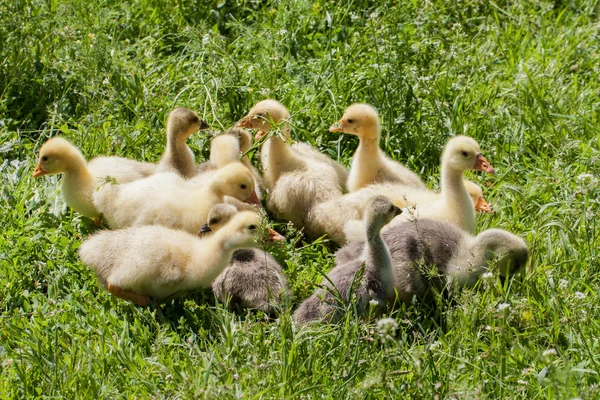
[63,150,94,185]
[188,234,236,288]
[440,159,475,233]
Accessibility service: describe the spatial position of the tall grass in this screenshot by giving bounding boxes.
[1,0,599,397]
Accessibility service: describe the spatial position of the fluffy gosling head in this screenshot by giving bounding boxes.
[329,103,381,139]
[217,209,285,247]
[167,107,208,141]
[200,203,238,234]
[210,134,241,169]
[364,196,403,236]
[33,137,83,177]
[211,162,260,205]
[463,180,493,213]
[479,229,529,277]
[227,127,253,153]
[236,99,290,141]
[443,136,495,174]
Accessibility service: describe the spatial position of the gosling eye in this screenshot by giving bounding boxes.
[347,119,354,124]
[240,184,247,190]
[209,218,219,225]
[248,225,257,231]
[461,151,469,158]
[41,156,48,162]
[192,116,199,123]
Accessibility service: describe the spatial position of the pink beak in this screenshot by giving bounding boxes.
[268,228,286,242]
[245,191,261,206]
[236,118,253,129]
[33,163,47,178]
[329,120,344,133]
[475,197,493,213]
[474,154,495,174]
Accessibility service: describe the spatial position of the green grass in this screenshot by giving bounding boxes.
[1,0,599,397]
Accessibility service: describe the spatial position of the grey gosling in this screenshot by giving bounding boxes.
[336,219,529,303]
[202,204,290,313]
[293,196,402,325]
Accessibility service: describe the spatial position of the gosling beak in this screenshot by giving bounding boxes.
[199,223,212,233]
[254,130,267,141]
[245,191,261,206]
[328,120,344,133]
[33,163,47,178]
[475,197,493,213]
[268,228,286,242]
[474,154,495,174]
[236,118,253,129]
[199,120,210,130]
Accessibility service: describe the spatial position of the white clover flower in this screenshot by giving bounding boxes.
[576,173,593,182]
[574,291,586,300]
[559,279,569,290]
[369,299,379,307]
[376,318,398,341]
[481,272,494,280]
[498,303,511,311]
[542,348,557,357]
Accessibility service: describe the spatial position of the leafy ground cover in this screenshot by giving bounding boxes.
[1,0,599,397]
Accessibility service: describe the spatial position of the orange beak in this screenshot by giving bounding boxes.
[328,120,344,133]
[474,154,495,174]
[475,197,493,213]
[254,130,267,141]
[245,191,261,206]
[268,228,286,242]
[33,163,47,178]
[236,118,253,129]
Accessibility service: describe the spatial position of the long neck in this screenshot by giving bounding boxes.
[363,222,393,287]
[440,158,475,233]
[263,131,303,179]
[187,235,235,288]
[63,152,94,187]
[166,130,189,154]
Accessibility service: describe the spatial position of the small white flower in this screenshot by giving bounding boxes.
[278,29,288,35]
[369,299,379,307]
[498,303,511,311]
[233,373,239,380]
[376,318,398,341]
[542,348,557,357]
[576,173,593,182]
[429,341,441,350]
[369,12,378,20]
[574,291,586,300]
[202,34,210,46]
[559,279,569,290]
[517,380,527,385]
[482,272,494,280]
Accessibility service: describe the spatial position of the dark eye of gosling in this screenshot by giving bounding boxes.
[347,119,354,124]
[192,116,199,123]
[41,156,48,162]
[461,151,469,157]
[248,225,257,231]
[209,218,218,225]
[240,184,247,190]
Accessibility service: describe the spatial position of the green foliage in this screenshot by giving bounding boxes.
[1,0,599,397]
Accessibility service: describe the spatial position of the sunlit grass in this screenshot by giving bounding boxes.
[1,0,599,397]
